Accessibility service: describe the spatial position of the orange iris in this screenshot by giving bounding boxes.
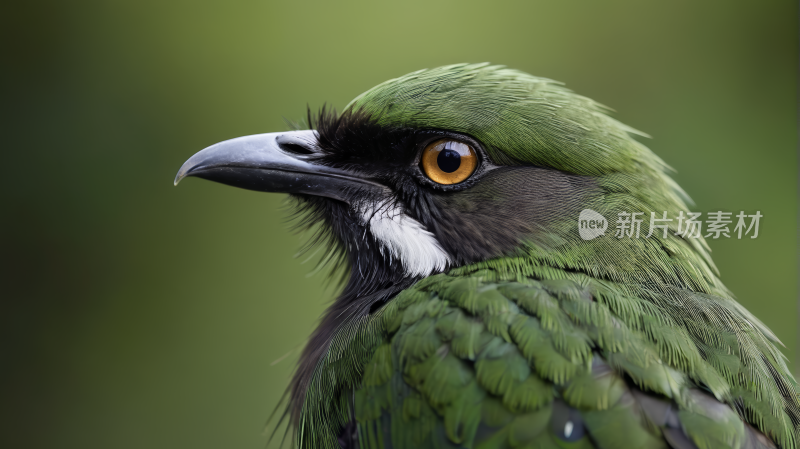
[420,139,478,185]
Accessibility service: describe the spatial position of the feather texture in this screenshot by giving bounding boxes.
[297,266,796,448]
[276,64,798,448]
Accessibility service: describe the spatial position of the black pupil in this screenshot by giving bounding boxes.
[437,149,461,173]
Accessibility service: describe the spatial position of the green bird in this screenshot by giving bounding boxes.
[175,63,798,449]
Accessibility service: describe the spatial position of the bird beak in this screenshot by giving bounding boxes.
[174,130,386,202]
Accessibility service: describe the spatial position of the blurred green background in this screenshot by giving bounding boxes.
[2,1,796,448]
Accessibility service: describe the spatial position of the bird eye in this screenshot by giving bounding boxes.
[420,139,478,185]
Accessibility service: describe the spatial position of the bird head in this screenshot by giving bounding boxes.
[176,63,722,301]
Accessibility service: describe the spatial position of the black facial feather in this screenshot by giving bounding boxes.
[309,106,598,266]
[286,107,600,429]
[285,108,423,426]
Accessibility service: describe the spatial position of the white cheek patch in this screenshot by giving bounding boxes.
[359,200,450,278]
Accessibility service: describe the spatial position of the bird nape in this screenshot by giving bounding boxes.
[175,63,798,449]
